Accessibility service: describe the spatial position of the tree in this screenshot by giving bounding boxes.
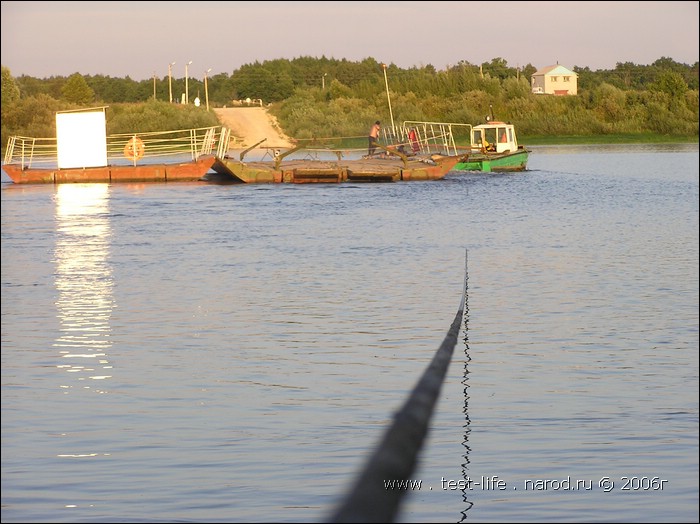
[1,66,21,106]
[61,73,95,104]
[481,57,514,80]
[652,71,688,100]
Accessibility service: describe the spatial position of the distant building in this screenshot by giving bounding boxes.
[531,64,578,95]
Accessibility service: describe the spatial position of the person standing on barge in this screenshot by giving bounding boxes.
[368,120,381,156]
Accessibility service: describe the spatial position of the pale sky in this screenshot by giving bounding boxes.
[1,1,698,81]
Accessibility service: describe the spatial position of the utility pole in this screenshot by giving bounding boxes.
[382,63,395,137]
[204,68,212,111]
[168,61,176,103]
[185,61,192,104]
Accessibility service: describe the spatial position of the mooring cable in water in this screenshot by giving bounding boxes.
[459,260,474,521]
[328,249,468,523]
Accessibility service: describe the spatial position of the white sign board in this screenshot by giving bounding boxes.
[56,110,108,169]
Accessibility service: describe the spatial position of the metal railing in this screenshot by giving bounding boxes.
[376,121,473,157]
[399,121,473,156]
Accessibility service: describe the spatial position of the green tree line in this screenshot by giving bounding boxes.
[2,55,698,151]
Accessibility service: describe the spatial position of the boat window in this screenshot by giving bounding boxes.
[484,128,497,145]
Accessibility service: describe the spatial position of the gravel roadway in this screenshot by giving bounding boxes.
[214,107,295,149]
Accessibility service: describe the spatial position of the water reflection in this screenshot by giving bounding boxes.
[53,184,114,391]
[460,272,473,521]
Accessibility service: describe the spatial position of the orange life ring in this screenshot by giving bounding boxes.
[124,136,145,161]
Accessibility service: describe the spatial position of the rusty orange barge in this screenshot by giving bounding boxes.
[2,107,222,185]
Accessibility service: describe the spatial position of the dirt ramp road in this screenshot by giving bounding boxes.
[214,107,295,149]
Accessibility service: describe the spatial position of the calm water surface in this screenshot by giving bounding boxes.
[2,144,698,522]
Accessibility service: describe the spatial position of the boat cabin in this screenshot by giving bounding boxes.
[471,121,519,154]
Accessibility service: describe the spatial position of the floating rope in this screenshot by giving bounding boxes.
[328,249,468,523]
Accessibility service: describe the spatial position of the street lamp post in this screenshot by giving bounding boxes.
[185,61,192,104]
[168,61,175,103]
[322,72,327,90]
[153,71,156,100]
[382,63,396,137]
[204,68,212,111]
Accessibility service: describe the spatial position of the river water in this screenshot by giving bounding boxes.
[1,144,698,523]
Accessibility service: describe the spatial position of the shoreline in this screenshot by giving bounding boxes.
[520,135,698,145]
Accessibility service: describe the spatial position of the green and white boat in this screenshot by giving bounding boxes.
[453,120,529,172]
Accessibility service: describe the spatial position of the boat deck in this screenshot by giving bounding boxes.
[210,154,458,184]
